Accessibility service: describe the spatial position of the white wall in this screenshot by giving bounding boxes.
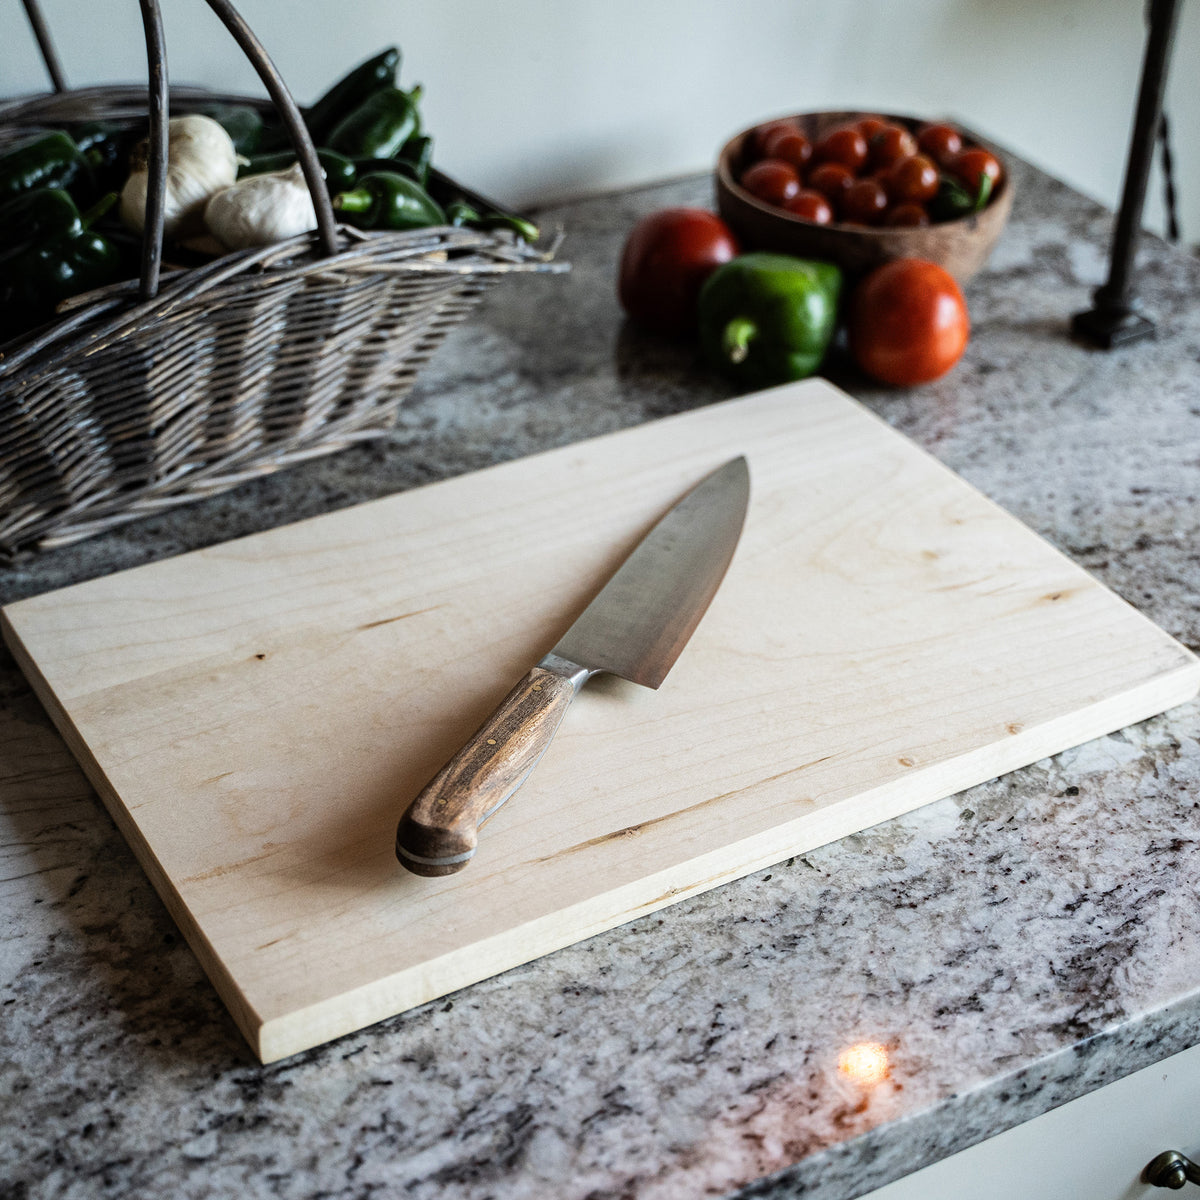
[3,0,1196,242]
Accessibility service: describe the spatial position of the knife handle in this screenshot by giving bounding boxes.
[396,658,587,877]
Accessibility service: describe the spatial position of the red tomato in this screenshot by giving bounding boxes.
[762,126,813,171]
[751,118,799,157]
[807,162,855,205]
[783,189,833,224]
[740,159,802,206]
[813,125,868,172]
[868,124,917,171]
[882,153,939,204]
[952,147,1003,192]
[917,122,963,166]
[841,177,889,224]
[617,207,740,338]
[848,258,969,386]
[884,203,931,227]
[856,116,888,141]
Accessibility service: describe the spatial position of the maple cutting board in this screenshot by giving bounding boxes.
[4,380,1198,1063]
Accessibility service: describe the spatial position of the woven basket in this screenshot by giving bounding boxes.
[0,0,563,557]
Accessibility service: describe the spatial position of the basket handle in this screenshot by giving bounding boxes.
[21,0,68,92]
[132,0,341,301]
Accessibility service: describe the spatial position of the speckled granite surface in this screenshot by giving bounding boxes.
[2,157,1199,1200]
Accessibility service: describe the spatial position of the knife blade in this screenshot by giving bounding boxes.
[395,455,750,877]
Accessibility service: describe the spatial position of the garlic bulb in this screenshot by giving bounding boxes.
[203,163,318,250]
[120,114,239,239]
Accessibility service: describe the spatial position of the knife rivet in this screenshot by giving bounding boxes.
[532,684,542,691]
[487,738,497,745]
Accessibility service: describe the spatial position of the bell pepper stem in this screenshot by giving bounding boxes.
[722,316,758,365]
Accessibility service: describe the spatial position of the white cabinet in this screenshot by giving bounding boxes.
[864,1040,1200,1200]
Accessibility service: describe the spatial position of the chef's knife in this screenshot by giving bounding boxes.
[395,455,750,877]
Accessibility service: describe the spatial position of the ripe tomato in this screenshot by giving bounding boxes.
[783,189,833,224]
[856,116,887,141]
[868,124,917,171]
[807,162,855,206]
[740,159,802,206]
[752,118,799,156]
[883,153,939,204]
[952,148,1002,193]
[917,122,963,166]
[848,258,969,386]
[617,207,740,338]
[762,126,812,171]
[841,177,889,224]
[813,125,868,172]
[884,203,930,227]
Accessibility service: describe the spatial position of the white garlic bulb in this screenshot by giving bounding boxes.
[203,163,318,250]
[120,114,239,239]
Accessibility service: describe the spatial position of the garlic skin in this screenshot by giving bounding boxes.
[120,114,239,238]
[203,164,318,250]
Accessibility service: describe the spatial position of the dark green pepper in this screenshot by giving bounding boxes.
[204,104,265,157]
[929,172,993,222]
[241,148,357,191]
[395,133,433,187]
[697,253,842,387]
[0,187,85,258]
[0,131,90,201]
[333,171,445,230]
[72,122,136,195]
[327,86,422,160]
[305,47,401,144]
[444,197,539,243]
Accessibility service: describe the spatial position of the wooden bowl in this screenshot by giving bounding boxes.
[715,111,1013,284]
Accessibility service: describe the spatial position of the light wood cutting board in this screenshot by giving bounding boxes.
[4,380,1197,1063]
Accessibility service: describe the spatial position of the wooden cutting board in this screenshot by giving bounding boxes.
[5,380,1197,1063]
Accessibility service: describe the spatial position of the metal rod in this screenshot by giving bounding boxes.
[136,0,170,302]
[20,0,68,93]
[202,0,340,257]
[1071,0,1183,348]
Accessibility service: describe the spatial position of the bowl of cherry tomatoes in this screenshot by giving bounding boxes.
[715,111,1012,283]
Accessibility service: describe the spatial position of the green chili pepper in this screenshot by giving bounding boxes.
[72,121,134,194]
[327,86,423,161]
[204,104,265,157]
[697,253,842,387]
[445,199,481,227]
[442,196,539,243]
[0,131,90,200]
[333,171,445,230]
[305,47,401,144]
[241,148,357,191]
[0,226,123,332]
[395,133,433,187]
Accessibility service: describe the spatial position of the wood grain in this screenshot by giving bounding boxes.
[3,379,1197,1063]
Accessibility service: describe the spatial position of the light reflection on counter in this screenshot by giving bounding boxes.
[837,1040,891,1087]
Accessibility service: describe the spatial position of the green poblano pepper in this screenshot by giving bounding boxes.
[697,252,843,387]
[305,47,401,144]
[0,131,90,200]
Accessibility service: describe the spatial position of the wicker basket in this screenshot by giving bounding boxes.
[0,0,563,557]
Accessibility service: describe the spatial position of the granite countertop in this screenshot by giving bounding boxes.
[2,153,1199,1200]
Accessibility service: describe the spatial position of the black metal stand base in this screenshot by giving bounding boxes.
[1071,305,1156,349]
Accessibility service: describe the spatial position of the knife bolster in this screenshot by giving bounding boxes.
[396,661,586,876]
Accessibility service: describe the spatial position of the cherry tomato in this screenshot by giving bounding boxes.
[751,118,799,157]
[813,125,868,173]
[917,122,963,166]
[762,126,812,171]
[841,177,889,224]
[884,203,931,227]
[868,124,917,171]
[783,189,833,225]
[740,159,802,206]
[617,207,740,338]
[951,147,1003,193]
[856,116,887,141]
[807,162,855,206]
[848,258,969,386]
[883,153,939,204]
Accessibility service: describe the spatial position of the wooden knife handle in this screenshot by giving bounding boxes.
[396,663,581,876]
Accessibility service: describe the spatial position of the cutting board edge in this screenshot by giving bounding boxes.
[251,655,1200,1063]
[0,608,265,1054]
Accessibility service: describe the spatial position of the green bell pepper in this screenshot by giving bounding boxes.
[305,47,401,144]
[697,252,842,386]
[333,171,445,230]
[0,187,85,259]
[0,131,90,201]
[327,86,422,160]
